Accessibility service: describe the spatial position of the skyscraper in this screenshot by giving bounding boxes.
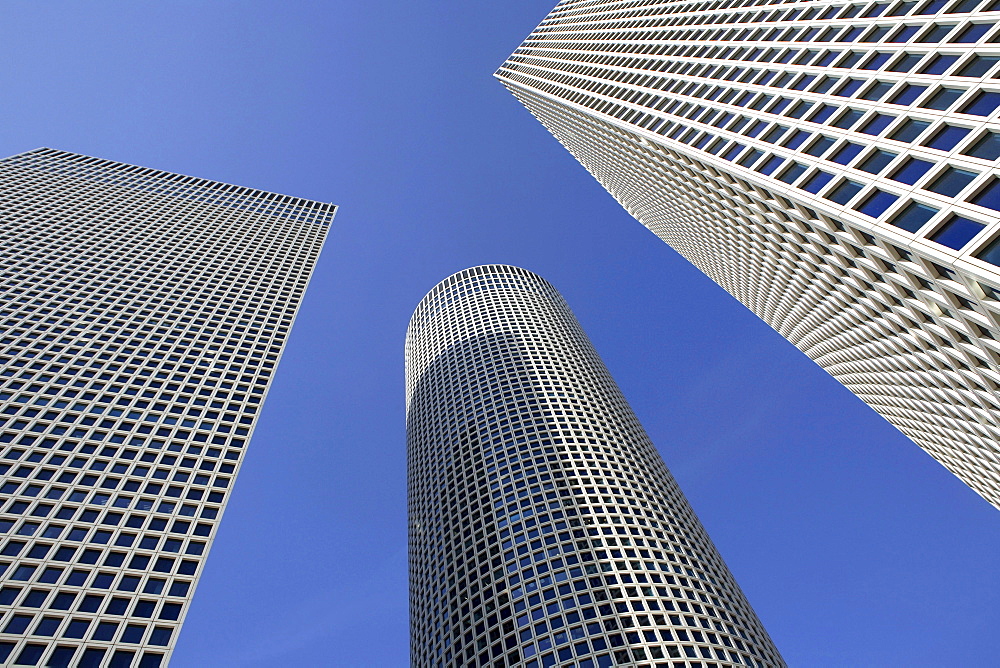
[0,148,332,667]
[497,0,1000,509]
[407,265,782,668]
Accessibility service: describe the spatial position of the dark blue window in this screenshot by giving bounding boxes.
[951,22,993,42]
[857,190,899,217]
[920,87,964,110]
[777,162,807,183]
[971,177,1000,210]
[923,124,970,150]
[861,114,897,135]
[957,55,1000,77]
[963,131,1000,160]
[890,118,931,142]
[757,156,785,175]
[960,91,1000,117]
[976,235,1000,266]
[920,54,959,73]
[827,180,865,204]
[831,142,864,164]
[783,130,811,148]
[926,167,979,196]
[890,84,927,105]
[889,201,939,232]
[802,171,834,193]
[891,157,935,184]
[931,216,985,249]
[832,108,865,128]
[859,149,899,173]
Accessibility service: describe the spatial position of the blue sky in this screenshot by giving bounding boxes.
[2,2,1000,665]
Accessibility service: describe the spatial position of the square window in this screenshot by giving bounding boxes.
[802,171,834,193]
[861,81,894,100]
[810,104,839,123]
[963,131,1000,160]
[149,626,173,646]
[831,142,865,164]
[971,177,1000,210]
[777,163,807,183]
[920,87,965,110]
[957,55,1000,77]
[832,108,865,128]
[836,78,866,96]
[888,52,924,71]
[859,149,899,173]
[926,166,979,196]
[827,180,865,204]
[757,156,785,175]
[922,124,971,150]
[804,136,836,157]
[920,54,959,73]
[62,618,90,638]
[783,130,811,149]
[860,113,897,135]
[930,215,986,248]
[890,84,928,106]
[960,91,1000,116]
[920,24,955,42]
[93,621,118,641]
[122,624,145,644]
[891,24,922,41]
[976,235,1000,265]
[891,118,931,142]
[951,22,993,42]
[856,190,900,217]
[3,614,32,634]
[891,157,936,184]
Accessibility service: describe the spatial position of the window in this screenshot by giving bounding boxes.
[891,118,931,142]
[890,84,928,105]
[890,201,940,231]
[827,180,865,204]
[831,142,865,164]
[833,108,866,129]
[861,81,894,101]
[856,190,899,217]
[960,91,1000,116]
[859,149,899,173]
[951,22,993,42]
[922,124,970,150]
[802,171,834,193]
[957,55,1000,77]
[971,177,1000,210]
[976,235,1000,265]
[888,52,924,71]
[926,167,979,196]
[804,136,836,157]
[963,131,1000,160]
[920,87,965,110]
[777,162,807,183]
[920,53,959,73]
[930,215,986,248]
[920,23,956,42]
[861,114,897,134]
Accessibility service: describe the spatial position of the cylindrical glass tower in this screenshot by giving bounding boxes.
[406,265,783,668]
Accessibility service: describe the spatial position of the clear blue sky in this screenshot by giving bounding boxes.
[2,2,999,666]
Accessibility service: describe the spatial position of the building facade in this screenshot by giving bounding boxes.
[0,148,332,667]
[406,265,782,668]
[497,0,1000,508]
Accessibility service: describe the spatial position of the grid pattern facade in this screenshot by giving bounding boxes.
[406,265,782,668]
[0,148,332,667]
[497,0,1000,508]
